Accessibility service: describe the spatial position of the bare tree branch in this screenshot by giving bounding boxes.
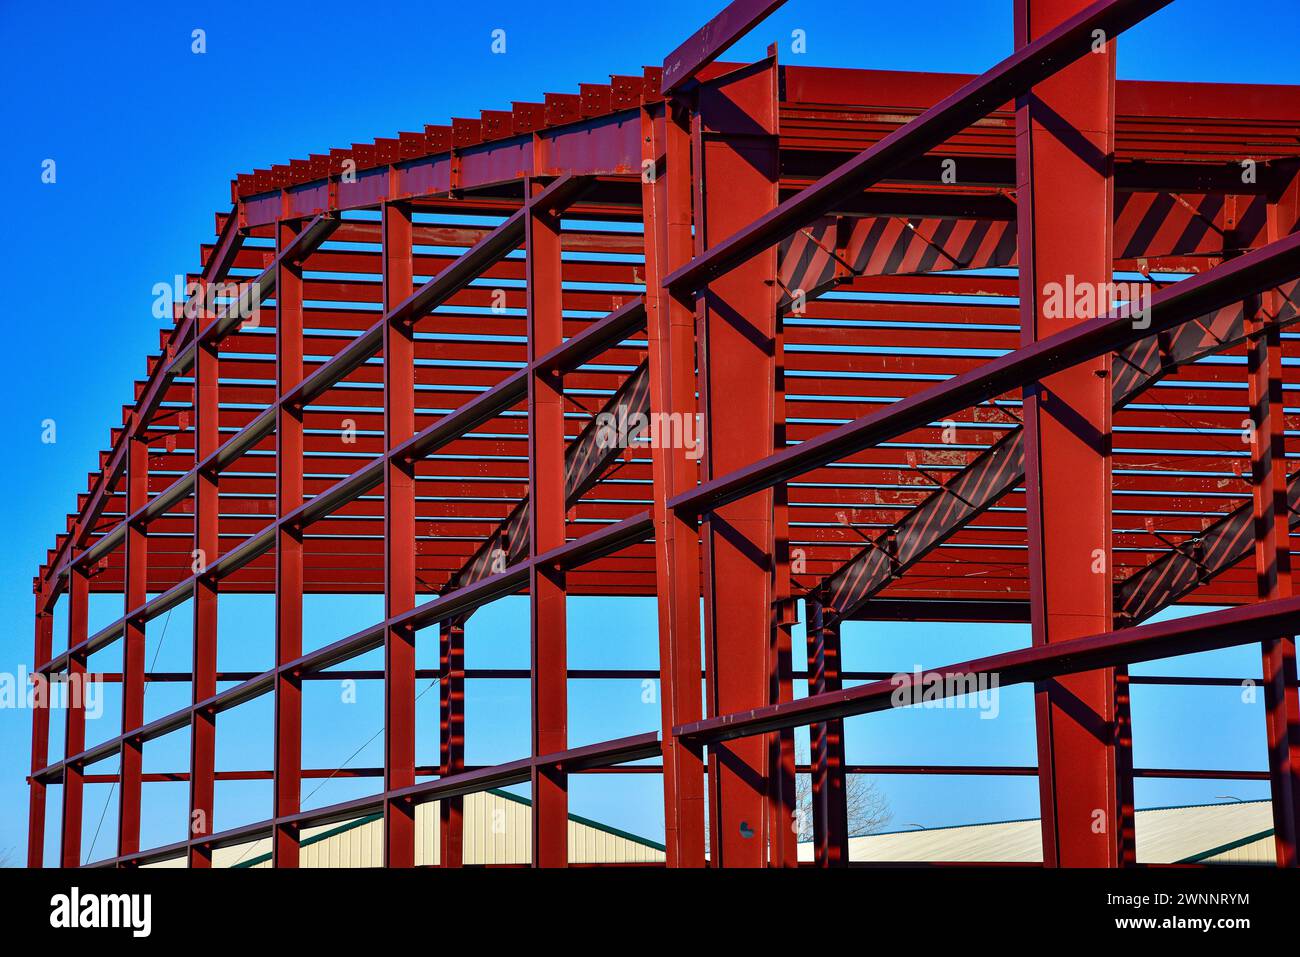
[794,772,892,843]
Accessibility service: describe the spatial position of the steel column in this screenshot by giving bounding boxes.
[769,290,797,868]
[273,219,305,867]
[438,619,465,867]
[1246,173,1300,867]
[382,202,418,867]
[26,600,52,867]
[60,568,89,866]
[526,179,569,867]
[117,430,149,860]
[806,599,848,866]
[1016,0,1124,867]
[693,57,780,867]
[641,101,708,868]
[188,322,220,867]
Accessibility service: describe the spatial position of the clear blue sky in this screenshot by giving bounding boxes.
[1,0,1296,864]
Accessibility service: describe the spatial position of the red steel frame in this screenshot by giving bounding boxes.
[25,0,1300,868]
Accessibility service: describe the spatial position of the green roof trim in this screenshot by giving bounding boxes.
[233,812,384,868]
[485,788,666,851]
[1177,827,1275,864]
[231,798,1266,867]
[861,799,1273,839]
[231,789,664,868]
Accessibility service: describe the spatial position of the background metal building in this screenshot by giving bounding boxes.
[140,791,667,868]
[819,801,1279,865]
[135,798,1266,867]
[25,0,1300,867]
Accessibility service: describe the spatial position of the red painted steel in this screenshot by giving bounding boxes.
[526,178,571,867]
[664,0,1173,293]
[188,318,219,868]
[642,102,708,868]
[273,220,306,867]
[770,207,799,868]
[1016,0,1125,868]
[26,603,52,868]
[669,227,1300,520]
[60,569,88,866]
[676,597,1300,742]
[660,0,787,94]
[438,619,465,867]
[1248,174,1300,866]
[26,1,1300,870]
[117,431,148,859]
[383,202,419,867]
[806,600,848,866]
[694,58,781,866]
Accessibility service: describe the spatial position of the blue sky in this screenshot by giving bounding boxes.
[1,0,1297,864]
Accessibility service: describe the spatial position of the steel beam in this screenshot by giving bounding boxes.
[116,430,148,861]
[88,732,663,869]
[526,178,570,867]
[1247,175,1300,867]
[676,597,1300,744]
[1016,0,1123,868]
[188,314,220,868]
[273,220,306,867]
[438,619,465,867]
[382,202,418,867]
[39,209,243,601]
[447,360,650,592]
[26,602,52,867]
[693,57,781,867]
[44,214,334,596]
[60,568,88,866]
[668,226,1300,519]
[816,274,1300,630]
[642,102,708,868]
[770,227,798,869]
[806,599,848,866]
[660,0,787,94]
[665,0,1173,294]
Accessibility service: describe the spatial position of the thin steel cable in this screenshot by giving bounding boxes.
[84,604,174,864]
[228,674,441,868]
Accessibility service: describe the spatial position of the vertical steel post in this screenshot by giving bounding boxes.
[806,599,848,866]
[382,202,418,867]
[273,219,305,867]
[693,57,780,867]
[769,298,798,867]
[641,100,707,868]
[27,599,53,867]
[1245,173,1300,867]
[117,429,148,860]
[189,320,220,867]
[60,568,89,866]
[527,179,569,867]
[1113,666,1136,864]
[439,618,465,867]
[1016,0,1124,867]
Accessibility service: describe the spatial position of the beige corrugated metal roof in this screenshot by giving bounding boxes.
[143,798,1274,867]
[142,789,665,868]
[793,800,1276,864]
